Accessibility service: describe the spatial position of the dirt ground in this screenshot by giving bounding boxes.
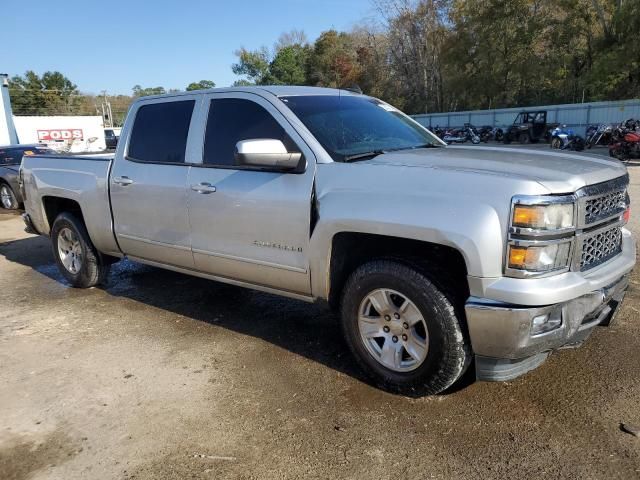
[1,153,639,480]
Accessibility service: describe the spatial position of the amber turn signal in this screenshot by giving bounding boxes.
[512,205,543,228]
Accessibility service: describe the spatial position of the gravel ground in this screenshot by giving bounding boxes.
[1,151,639,479]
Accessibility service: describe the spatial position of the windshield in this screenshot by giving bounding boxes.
[280,95,443,162]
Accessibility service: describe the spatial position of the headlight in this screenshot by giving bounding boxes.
[512,203,574,230]
[508,242,571,272]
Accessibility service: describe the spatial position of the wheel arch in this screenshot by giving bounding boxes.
[325,232,469,310]
[41,196,85,232]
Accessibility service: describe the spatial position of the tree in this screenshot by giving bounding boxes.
[8,70,79,115]
[232,47,272,84]
[186,80,216,91]
[232,33,311,86]
[269,45,311,85]
[307,30,361,88]
[132,85,166,97]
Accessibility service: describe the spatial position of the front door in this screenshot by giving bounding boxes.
[186,92,315,294]
[110,96,199,268]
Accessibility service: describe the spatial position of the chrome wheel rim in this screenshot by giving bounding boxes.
[1,186,13,209]
[57,227,83,274]
[358,288,429,372]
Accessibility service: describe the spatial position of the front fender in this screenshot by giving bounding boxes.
[309,162,550,300]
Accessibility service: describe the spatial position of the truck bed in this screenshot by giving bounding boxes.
[20,154,121,256]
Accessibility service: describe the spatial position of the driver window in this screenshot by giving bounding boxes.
[203,98,296,166]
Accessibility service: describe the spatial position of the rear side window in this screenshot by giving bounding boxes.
[128,100,195,163]
[203,98,295,166]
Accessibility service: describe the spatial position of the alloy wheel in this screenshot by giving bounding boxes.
[1,186,14,209]
[57,227,83,274]
[358,288,429,372]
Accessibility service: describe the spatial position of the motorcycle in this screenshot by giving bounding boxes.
[585,123,613,148]
[432,126,445,139]
[550,125,585,151]
[442,128,466,144]
[443,124,480,145]
[609,119,640,161]
[478,125,501,143]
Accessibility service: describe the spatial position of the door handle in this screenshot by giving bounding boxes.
[113,176,134,186]
[191,182,217,194]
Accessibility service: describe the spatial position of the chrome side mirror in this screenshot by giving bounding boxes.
[234,139,304,171]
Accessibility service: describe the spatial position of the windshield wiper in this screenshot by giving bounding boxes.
[343,149,386,162]
[342,143,440,162]
[396,143,441,151]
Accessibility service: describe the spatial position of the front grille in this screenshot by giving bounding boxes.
[580,226,623,271]
[584,188,626,225]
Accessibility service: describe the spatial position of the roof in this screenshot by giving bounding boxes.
[132,85,362,102]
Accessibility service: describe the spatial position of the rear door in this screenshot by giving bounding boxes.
[110,96,199,268]
[186,92,316,294]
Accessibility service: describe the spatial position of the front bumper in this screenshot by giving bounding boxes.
[465,273,630,381]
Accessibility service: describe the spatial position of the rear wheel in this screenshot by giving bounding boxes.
[51,212,110,288]
[0,184,19,210]
[340,260,471,395]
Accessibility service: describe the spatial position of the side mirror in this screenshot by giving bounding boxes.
[234,139,303,171]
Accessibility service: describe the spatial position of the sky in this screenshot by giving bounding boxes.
[3,0,376,95]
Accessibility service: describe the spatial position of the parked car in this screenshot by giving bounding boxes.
[104,128,121,150]
[20,87,635,395]
[0,144,55,210]
[503,110,558,144]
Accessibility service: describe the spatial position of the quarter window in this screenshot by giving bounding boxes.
[128,100,195,163]
[203,98,295,166]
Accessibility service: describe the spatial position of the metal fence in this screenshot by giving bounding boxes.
[412,99,640,136]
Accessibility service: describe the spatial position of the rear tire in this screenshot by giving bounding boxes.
[0,184,20,210]
[340,260,471,395]
[51,212,110,288]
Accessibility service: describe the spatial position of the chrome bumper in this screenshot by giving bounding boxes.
[466,273,629,381]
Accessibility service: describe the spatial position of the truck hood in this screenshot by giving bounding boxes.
[360,145,627,193]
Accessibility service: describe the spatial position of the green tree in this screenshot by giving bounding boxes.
[8,70,79,115]
[186,80,216,91]
[132,85,166,97]
[269,45,311,85]
[232,47,271,84]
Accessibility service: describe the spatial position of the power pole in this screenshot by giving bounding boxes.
[100,90,113,128]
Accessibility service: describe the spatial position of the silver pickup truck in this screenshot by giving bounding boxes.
[20,86,636,395]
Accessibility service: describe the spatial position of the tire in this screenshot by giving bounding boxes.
[0,183,20,210]
[518,133,530,144]
[340,260,471,395]
[551,137,562,149]
[50,212,110,288]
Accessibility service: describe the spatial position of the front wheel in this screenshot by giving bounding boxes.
[518,133,531,144]
[51,212,110,288]
[340,260,471,395]
[0,184,20,210]
[551,137,562,149]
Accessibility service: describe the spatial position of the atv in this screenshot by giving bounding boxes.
[503,111,558,144]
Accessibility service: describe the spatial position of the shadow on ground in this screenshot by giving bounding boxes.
[0,234,475,396]
[0,235,450,395]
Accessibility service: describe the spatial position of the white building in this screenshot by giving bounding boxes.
[13,115,106,152]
